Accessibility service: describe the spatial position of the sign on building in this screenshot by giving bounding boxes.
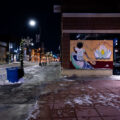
[53,5,61,13]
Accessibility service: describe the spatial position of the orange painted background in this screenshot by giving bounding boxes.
[70,40,113,62]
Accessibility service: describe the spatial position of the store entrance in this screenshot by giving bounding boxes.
[113,39,120,75]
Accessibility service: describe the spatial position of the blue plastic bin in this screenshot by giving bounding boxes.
[6,67,18,83]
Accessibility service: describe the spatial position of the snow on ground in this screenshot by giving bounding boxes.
[23,63,60,86]
[0,62,61,120]
[24,65,44,82]
[62,79,75,82]
[73,95,92,105]
[1,62,120,112]
[26,101,40,120]
[110,75,120,80]
[0,69,7,85]
[95,92,120,109]
[0,62,60,85]
[0,62,38,85]
[65,85,120,110]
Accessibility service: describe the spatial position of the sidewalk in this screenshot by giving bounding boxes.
[0,62,61,120]
[27,77,120,120]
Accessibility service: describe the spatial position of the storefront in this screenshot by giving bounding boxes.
[61,13,120,76]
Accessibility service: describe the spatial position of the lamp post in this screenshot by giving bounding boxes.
[18,38,25,79]
[20,39,24,69]
[28,19,42,66]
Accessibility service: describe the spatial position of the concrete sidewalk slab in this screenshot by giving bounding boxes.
[27,78,120,120]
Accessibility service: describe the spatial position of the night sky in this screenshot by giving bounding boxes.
[0,0,61,53]
[1,0,120,54]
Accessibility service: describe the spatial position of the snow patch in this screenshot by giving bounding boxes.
[95,92,120,110]
[74,97,83,105]
[88,86,95,89]
[26,101,40,120]
[73,95,92,105]
[62,79,75,82]
[110,75,120,80]
[65,100,74,107]
[64,76,67,78]
[65,91,120,110]
[59,84,65,86]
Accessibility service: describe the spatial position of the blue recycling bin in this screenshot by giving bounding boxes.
[6,67,19,83]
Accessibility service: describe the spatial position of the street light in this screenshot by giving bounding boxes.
[29,19,36,27]
[28,19,42,66]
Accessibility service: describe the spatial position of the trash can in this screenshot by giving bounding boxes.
[6,67,18,83]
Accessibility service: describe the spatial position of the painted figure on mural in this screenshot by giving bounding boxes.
[71,42,96,69]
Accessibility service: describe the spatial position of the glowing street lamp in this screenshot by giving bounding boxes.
[29,19,36,27]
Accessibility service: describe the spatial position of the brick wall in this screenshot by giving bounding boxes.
[61,33,70,69]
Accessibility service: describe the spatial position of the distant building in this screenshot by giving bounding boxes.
[31,43,45,63]
[0,35,20,64]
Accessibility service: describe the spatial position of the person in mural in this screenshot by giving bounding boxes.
[71,42,96,69]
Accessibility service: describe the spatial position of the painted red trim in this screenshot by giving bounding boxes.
[70,61,113,69]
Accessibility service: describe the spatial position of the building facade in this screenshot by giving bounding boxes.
[0,35,20,64]
[60,1,120,76]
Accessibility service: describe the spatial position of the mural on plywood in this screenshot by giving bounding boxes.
[70,40,113,69]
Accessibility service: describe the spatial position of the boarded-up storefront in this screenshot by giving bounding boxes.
[70,40,113,69]
[61,13,120,76]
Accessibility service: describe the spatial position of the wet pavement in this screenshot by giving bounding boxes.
[0,62,120,120]
[27,77,120,120]
[0,62,61,120]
